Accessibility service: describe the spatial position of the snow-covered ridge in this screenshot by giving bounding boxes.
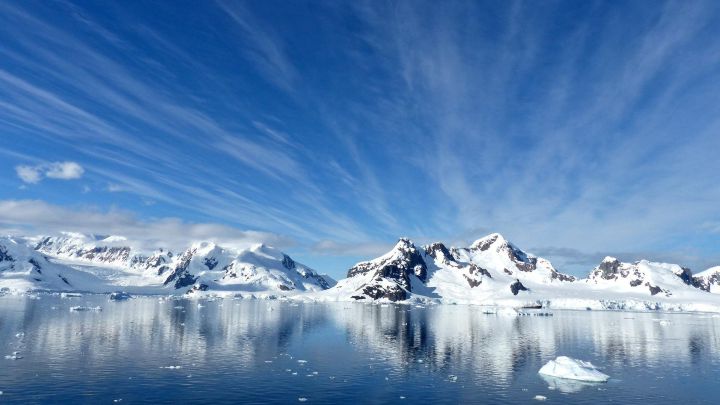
[3,234,334,296]
[693,266,720,293]
[4,231,720,313]
[321,233,577,304]
[310,233,720,313]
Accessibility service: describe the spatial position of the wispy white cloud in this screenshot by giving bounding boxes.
[215,0,298,92]
[15,161,84,184]
[0,199,289,253]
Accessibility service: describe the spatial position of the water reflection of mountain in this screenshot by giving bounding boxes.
[0,297,332,370]
[329,304,720,389]
[1,296,719,398]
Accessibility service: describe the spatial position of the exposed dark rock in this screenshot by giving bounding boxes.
[425,242,452,261]
[278,284,292,291]
[469,264,492,278]
[630,279,643,287]
[472,234,498,252]
[58,274,70,285]
[647,284,663,296]
[675,267,694,285]
[550,271,576,282]
[0,245,14,262]
[204,257,218,270]
[164,248,197,289]
[464,275,482,288]
[598,258,621,279]
[282,254,296,270]
[510,279,528,296]
[361,284,408,301]
[29,258,42,274]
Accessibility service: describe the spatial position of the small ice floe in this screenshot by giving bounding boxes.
[197,303,205,308]
[61,292,82,298]
[538,356,609,382]
[109,292,132,301]
[298,397,308,402]
[5,351,22,360]
[113,399,122,403]
[15,332,24,338]
[533,395,547,401]
[448,375,458,382]
[264,360,273,363]
[399,396,406,400]
[297,360,308,364]
[160,365,182,369]
[0,390,3,395]
[69,306,102,312]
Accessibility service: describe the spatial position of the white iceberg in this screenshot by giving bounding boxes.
[538,356,609,382]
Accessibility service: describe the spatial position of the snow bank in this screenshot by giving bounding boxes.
[538,356,609,382]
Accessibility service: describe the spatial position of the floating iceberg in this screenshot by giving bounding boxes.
[109,291,132,301]
[538,356,609,382]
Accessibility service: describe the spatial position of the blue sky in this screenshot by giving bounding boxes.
[1,0,720,279]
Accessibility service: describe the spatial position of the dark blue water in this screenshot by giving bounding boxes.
[1,295,719,404]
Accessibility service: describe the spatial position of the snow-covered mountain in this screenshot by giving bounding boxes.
[323,233,575,303]
[0,236,104,292]
[2,233,334,296]
[586,257,698,297]
[311,233,720,312]
[693,266,720,293]
[5,231,720,313]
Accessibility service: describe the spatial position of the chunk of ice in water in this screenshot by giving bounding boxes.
[534,395,547,401]
[4,351,22,360]
[298,397,308,402]
[69,306,102,312]
[538,356,609,382]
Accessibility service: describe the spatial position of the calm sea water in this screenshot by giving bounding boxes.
[0,295,719,404]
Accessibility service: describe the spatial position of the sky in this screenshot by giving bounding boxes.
[1,0,720,279]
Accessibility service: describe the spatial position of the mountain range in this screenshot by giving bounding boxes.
[2,232,720,312]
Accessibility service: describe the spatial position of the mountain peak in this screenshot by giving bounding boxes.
[469,233,508,251]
